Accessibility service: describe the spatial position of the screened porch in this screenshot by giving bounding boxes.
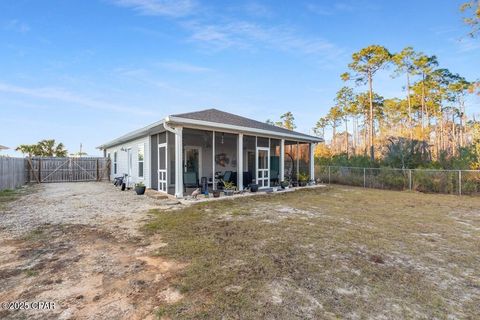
[180,128,314,196]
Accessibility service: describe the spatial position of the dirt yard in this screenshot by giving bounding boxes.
[0,182,185,320]
[1,183,480,319]
[0,182,170,240]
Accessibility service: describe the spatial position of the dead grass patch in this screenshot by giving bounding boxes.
[146,186,480,319]
[0,186,36,211]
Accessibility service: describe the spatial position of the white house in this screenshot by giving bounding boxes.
[98,108,323,197]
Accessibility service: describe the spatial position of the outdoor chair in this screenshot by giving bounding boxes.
[270,170,279,185]
[184,171,199,192]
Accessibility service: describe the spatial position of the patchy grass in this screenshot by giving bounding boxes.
[23,227,48,242]
[145,186,480,319]
[23,269,39,277]
[0,189,19,210]
[0,186,34,211]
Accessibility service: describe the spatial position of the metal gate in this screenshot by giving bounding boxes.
[26,157,111,183]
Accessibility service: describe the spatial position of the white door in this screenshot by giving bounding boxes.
[256,147,270,188]
[158,143,167,193]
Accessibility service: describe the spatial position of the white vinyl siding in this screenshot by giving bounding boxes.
[106,136,151,188]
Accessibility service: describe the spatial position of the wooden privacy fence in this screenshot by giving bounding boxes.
[0,157,27,190]
[26,157,111,183]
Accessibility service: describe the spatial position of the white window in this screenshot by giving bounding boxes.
[113,151,118,175]
[138,144,144,178]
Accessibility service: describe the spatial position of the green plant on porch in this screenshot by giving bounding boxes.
[298,172,309,183]
[280,180,290,188]
[223,181,236,190]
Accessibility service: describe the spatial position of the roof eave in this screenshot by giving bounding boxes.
[168,116,323,143]
[97,119,166,149]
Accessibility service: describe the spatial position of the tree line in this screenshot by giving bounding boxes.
[16,139,68,157]
[264,3,480,170]
[312,44,480,169]
[15,140,91,157]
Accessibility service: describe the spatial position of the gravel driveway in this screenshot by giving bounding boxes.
[0,182,175,239]
[0,182,186,320]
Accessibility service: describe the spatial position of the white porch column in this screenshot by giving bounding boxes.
[280,139,285,182]
[212,131,216,191]
[310,143,315,182]
[174,127,183,198]
[296,142,300,179]
[237,133,243,190]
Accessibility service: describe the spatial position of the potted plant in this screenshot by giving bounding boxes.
[291,178,298,187]
[135,182,146,195]
[213,190,221,198]
[223,181,236,196]
[249,183,259,192]
[280,180,289,189]
[298,173,309,187]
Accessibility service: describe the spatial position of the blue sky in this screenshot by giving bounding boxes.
[1,0,479,156]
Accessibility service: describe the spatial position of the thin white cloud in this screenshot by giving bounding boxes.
[186,23,239,50]
[3,19,30,33]
[185,20,344,59]
[157,61,212,73]
[110,0,197,17]
[305,2,354,16]
[0,82,154,116]
[456,37,480,53]
[109,0,344,61]
[243,2,273,18]
[114,67,192,95]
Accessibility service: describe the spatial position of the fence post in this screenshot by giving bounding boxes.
[96,159,100,181]
[363,168,366,188]
[409,169,412,191]
[458,170,462,196]
[328,166,331,184]
[38,158,41,183]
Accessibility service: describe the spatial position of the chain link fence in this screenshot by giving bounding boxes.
[315,166,480,195]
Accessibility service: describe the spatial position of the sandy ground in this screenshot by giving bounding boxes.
[0,182,185,320]
[0,182,177,240]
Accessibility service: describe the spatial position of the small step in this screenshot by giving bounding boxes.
[145,189,169,200]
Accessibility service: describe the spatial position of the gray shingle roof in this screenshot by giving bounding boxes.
[98,108,322,149]
[172,108,319,141]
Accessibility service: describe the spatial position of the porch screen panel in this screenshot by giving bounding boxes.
[298,143,310,180]
[159,146,166,168]
[159,132,167,144]
[257,137,269,148]
[215,132,237,188]
[270,139,281,186]
[167,131,175,195]
[284,140,298,180]
[182,128,213,188]
[243,135,256,186]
